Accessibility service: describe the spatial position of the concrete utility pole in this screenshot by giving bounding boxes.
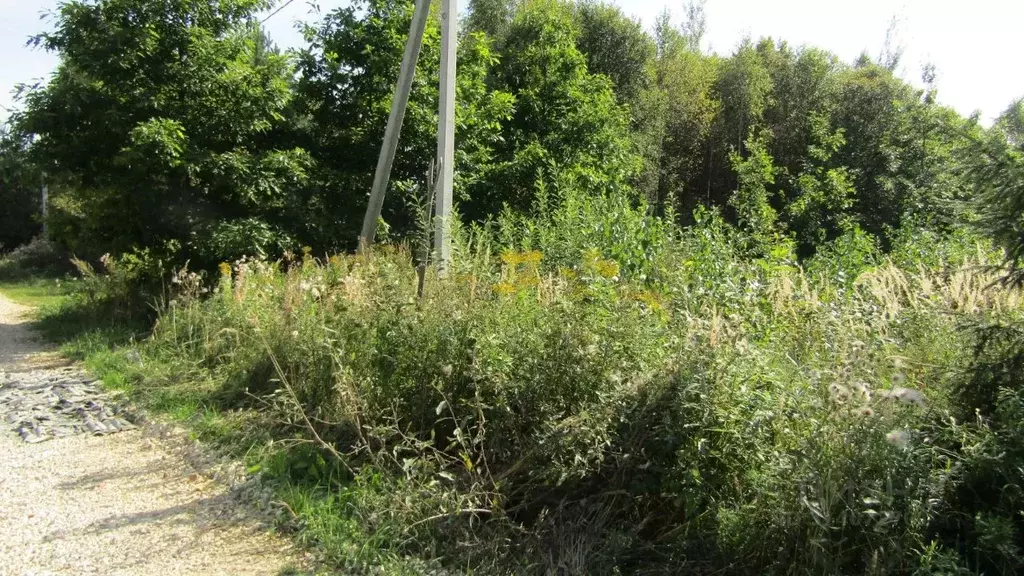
[433,0,457,269]
[359,0,432,248]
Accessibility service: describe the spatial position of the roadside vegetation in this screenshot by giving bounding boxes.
[3,0,1024,573]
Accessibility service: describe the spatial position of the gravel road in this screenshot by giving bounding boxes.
[0,293,303,575]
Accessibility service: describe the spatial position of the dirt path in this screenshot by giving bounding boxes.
[0,294,304,575]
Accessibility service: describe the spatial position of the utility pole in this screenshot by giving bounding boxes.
[433,0,457,269]
[359,0,432,248]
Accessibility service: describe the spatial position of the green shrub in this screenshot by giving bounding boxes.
[0,237,69,280]
[80,208,1019,574]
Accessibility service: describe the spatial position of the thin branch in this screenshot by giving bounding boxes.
[403,508,493,532]
[260,335,356,476]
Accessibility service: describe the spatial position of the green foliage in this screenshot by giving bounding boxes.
[717,39,774,153]
[465,0,519,42]
[651,12,719,214]
[829,61,940,243]
[0,237,69,280]
[491,185,673,282]
[953,102,1024,574]
[10,2,1024,573]
[463,0,641,217]
[784,114,856,253]
[36,199,1020,574]
[972,102,1024,286]
[13,0,299,265]
[0,128,42,251]
[996,97,1024,145]
[570,1,661,199]
[804,225,880,284]
[291,0,514,246]
[572,2,654,106]
[9,0,986,268]
[729,130,779,251]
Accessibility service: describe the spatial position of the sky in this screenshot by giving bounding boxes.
[2,0,1022,126]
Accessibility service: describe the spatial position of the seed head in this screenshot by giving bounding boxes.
[855,406,875,417]
[829,383,851,403]
[886,429,910,448]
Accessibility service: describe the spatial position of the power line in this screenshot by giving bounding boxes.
[260,0,297,24]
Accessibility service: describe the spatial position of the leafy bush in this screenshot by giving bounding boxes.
[30,249,171,347]
[72,201,1019,574]
[9,1,1024,573]
[0,129,41,251]
[0,237,69,280]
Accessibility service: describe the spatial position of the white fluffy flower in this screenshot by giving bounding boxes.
[829,383,851,403]
[852,382,871,401]
[881,387,927,407]
[886,429,911,448]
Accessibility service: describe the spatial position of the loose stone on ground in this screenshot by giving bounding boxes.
[0,368,136,443]
[0,292,305,575]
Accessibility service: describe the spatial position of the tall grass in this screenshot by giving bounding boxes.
[63,196,1018,574]
[8,186,1019,573]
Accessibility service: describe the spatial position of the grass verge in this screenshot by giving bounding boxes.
[0,277,72,310]
[0,276,418,575]
[4,220,1024,574]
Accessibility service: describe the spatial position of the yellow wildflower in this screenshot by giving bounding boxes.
[596,259,620,280]
[520,250,543,264]
[500,250,521,266]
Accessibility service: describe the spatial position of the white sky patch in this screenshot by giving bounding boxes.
[2,0,1021,125]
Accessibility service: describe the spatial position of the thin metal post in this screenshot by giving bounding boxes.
[433,0,457,269]
[359,0,432,248]
[40,173,48,238]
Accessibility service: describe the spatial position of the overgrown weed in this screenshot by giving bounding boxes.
[12,208,1024,574]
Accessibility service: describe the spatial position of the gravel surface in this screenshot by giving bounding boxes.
[1,366,137,443]
[0,294,304,575]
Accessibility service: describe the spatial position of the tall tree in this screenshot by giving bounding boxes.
[679,0,707,52]
[653,10,718,216]
[466,0,640,217]
[830,61,932,241]
[571,1,659,200]
[465,0,520,42]
[0,127,42,250]
[972,96,1024,286]
[997,98,1024,145]
[572,1,654,106]
[293,0,514,245]
[13,0,307,263]
[716,39,773,153]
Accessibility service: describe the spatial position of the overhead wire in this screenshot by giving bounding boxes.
[260,0,297,24]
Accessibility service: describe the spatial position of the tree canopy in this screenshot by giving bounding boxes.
[0,0,1009,266]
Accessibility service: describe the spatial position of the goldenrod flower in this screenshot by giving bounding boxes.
[500,250,521,266]
[597,259,619,280]
[520,250,543,264]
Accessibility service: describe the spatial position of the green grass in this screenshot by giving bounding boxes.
[0,273,347,573]
[0,273,240,443]
[4,221,1023,575]
[0,277,72,310]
